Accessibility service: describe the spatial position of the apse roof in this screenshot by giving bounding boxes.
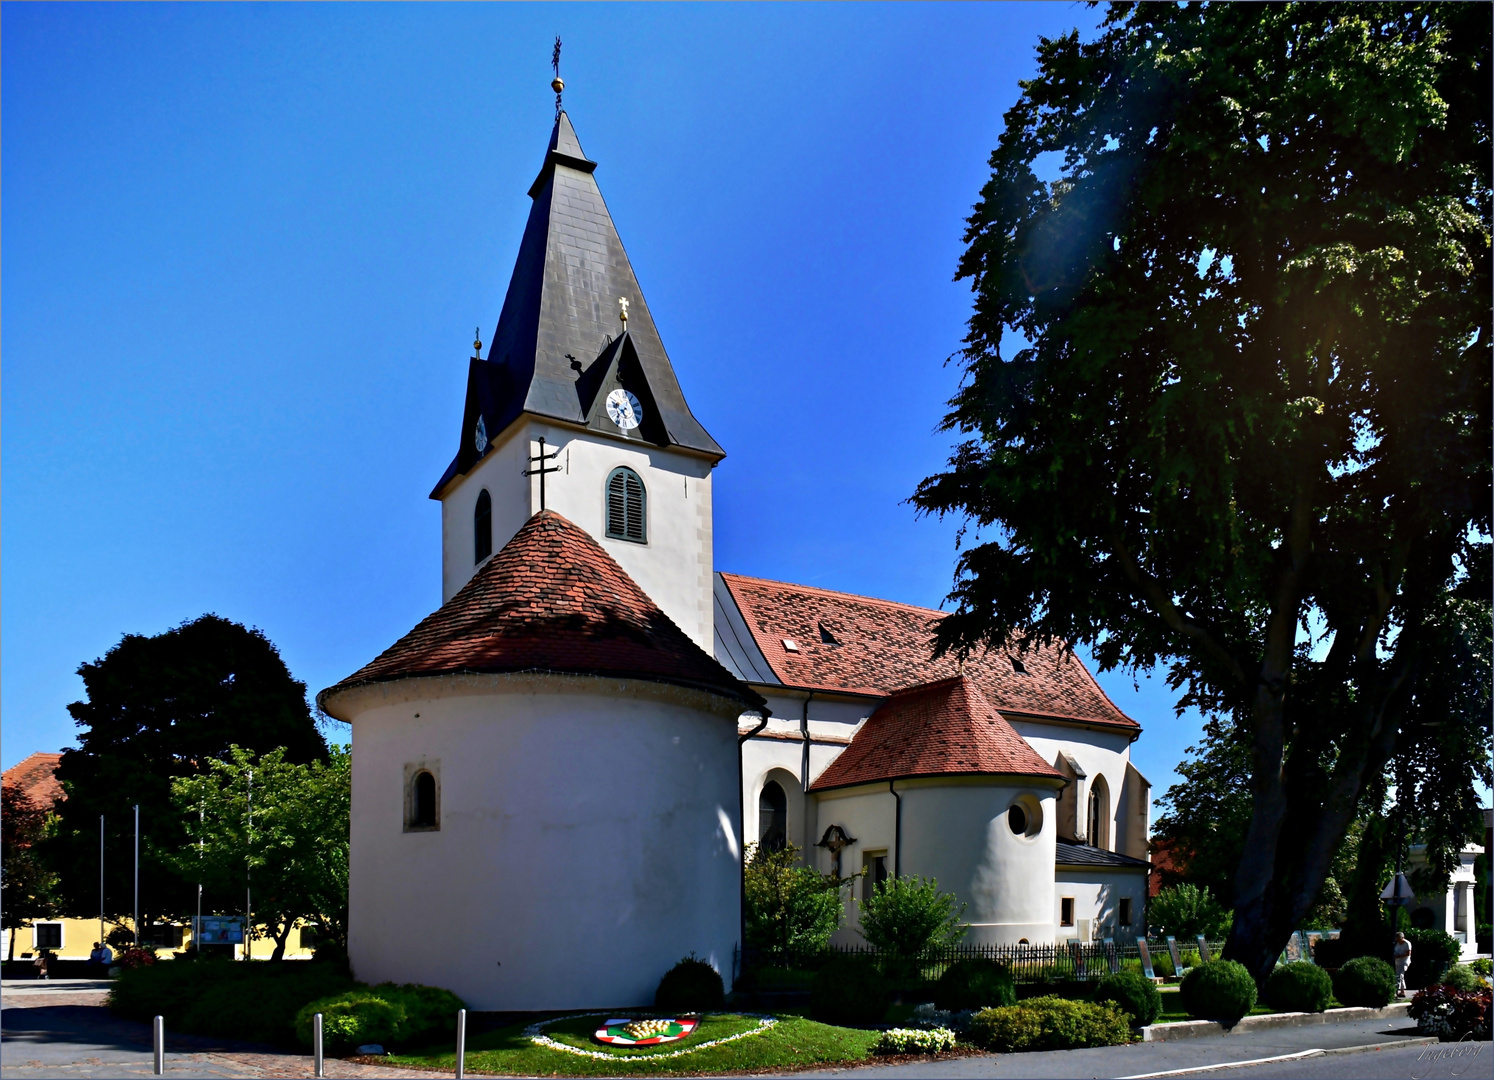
[809,676,1064,792]
[714,573,1139,731]
[320,510,764,712]
[1054,841,1152,870]
[432,113,722,499]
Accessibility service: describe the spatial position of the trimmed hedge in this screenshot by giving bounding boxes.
[1333,956,1396,1008]
[110,960,357,1045]
[1094,971,1162,1027]
[293,983,463,1053]
[969,996,1132,1052]
[654,955,725,1011]
[933,958,1016,1011]
[810,954,889,1026]
[1265,962,1333,1013]
[1180,960,1257,1024]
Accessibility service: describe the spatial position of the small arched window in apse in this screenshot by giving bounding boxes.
[1087,781,1109,850]
[474,489,492,564]
[605,468,646,543]
[412,770,437,829]
[759,780,787,852]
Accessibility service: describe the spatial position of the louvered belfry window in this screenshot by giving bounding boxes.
[605,467,646,543]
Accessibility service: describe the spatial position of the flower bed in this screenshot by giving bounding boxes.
[874,1027,957,1055]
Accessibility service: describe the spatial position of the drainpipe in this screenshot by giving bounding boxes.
[800,692,815,803]
[737,706,770,984]
[889,780,903,879]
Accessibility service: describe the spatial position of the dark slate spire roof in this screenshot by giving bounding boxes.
[432,112,723,498]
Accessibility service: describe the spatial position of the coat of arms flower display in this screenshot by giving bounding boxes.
[524,1013,777,1059]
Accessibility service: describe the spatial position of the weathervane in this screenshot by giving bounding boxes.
[523,436,563,511]
[551,36,564,120]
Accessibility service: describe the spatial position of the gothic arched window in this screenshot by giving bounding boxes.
[605,467,646,543]
[1087,777,1110,850]
[410,770,437,830]
[474,489,492,564]
[759,780,787,852]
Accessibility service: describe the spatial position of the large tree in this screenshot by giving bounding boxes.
[169,745,350,960]
[48,615,327,931]
[914,2,1490,981]
[2,784,58,961]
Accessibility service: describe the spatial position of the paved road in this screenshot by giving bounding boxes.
[3,980,1473,1080]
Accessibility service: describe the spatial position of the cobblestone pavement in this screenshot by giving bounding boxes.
[0,982,479,1079]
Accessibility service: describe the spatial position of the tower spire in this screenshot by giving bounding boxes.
[551,36,564,120]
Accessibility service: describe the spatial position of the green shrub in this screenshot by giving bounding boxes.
[1440,965,1483,992]
[110,960,357,1045]
[1094,971,1162,1027]
[654,955,725,1011]
[810,954,890,1026]
[744,843,845,961]
[933,958,1016,1011]
[969,996,1131,1052]
[1180,960,1258,1024]
[857,877,967,976]
[293,983,464,1052]
[1148,884,1232,940]
[1469,958,1492,978]
[1404,929,1460,990]
[1265,962,1333,1013]
[1333,956,1396,1008]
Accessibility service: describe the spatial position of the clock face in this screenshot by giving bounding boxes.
[606,388,643,431]
[474,416,488,454]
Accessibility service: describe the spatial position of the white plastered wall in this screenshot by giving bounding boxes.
[328,672,741,1011]
[1011,720,1146,858]
[1054,867,1149,942]
[439,418,716,649]
[812,777,1062,946]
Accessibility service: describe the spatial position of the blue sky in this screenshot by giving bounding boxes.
[3,2,1210,803]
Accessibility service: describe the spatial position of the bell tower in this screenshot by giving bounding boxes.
[428,103,723,649]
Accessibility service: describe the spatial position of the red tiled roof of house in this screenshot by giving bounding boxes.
[718,573,1137,730]
[1,752,64,808]
[810,676,1064,791]
[322,511,764,712]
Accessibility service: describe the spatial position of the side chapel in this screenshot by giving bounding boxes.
[320,102,1152,1012]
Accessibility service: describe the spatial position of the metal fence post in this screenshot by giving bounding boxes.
[455,1008,467,1080]
[314,1012,324,1078]
[153,1015,164,1075]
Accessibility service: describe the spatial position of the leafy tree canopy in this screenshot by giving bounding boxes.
[914,1,1490,982]
[169,745,350,960]
[2,784,58,959]
[49,615,327,925]
[857,876,968,965]
[743,842,847,961]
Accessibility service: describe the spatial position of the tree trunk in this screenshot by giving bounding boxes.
[270,917,292,962]
[7,926,15,963]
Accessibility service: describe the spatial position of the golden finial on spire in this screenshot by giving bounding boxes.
[618,297,629,329]
[473,327,483,359]
[551,36,564,119]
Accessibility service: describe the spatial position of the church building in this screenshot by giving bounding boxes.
[319,104,1152,1012]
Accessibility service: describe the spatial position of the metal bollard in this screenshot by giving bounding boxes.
[313,1012,324,1078]
[455,1008,467,1080]
[153,1014,164,1075]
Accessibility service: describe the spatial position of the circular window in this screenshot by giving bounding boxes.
[1007,793,1043,840]
[1008,804,1028,835]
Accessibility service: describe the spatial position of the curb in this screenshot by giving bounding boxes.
[1142,1002,1410,1042]
[1118,1037,1440,1078]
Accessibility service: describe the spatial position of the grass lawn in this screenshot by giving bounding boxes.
[1153,986,1338,1025]
[388,1012,883,1076]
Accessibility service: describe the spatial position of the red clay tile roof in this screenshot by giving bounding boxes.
[322,511,764,712]
[1,752,64,808]
[718,573,1137,730]
[809,676,1064,791]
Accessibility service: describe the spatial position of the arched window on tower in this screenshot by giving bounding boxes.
[409,770,438,830]
[474,489,492,564]
[759,780,787,852]
[605,467,646,543]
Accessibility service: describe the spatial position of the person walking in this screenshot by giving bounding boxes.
[32,948,53,980]
[1393,931,1413,997]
